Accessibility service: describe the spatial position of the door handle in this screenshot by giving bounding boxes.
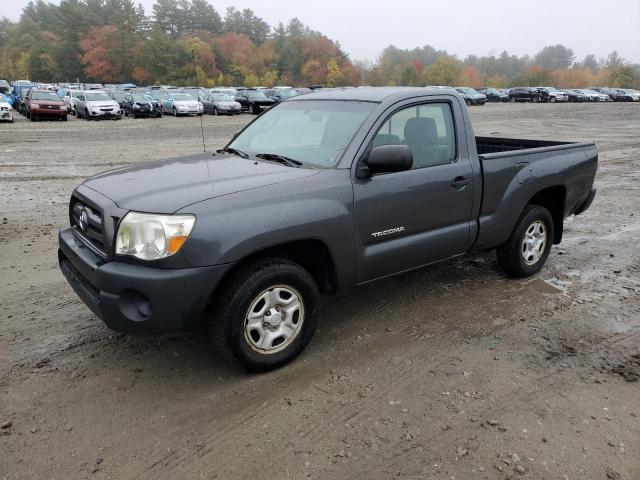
[450,176,471,190]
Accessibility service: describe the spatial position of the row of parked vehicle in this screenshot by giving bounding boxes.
[449,86,640,105]
[2,80,314,122]
[3,79,639,123]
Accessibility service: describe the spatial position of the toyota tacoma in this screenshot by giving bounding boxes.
[59,87,597,371]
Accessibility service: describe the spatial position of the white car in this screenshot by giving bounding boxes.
[0,97,13,123]
[536,87,568,102]
[161,93,203,116]
[581,89,611,102]
[74,90,123,119]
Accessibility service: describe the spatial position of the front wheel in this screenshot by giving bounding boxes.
[497,205,554,278]
[173,107,178,117]
[209,259,319,372]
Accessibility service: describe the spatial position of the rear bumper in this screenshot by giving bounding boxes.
[58,226,233,335]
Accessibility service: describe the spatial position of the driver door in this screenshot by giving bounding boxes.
[353,99,476,283]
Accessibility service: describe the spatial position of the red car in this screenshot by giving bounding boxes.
[26,89,68,121]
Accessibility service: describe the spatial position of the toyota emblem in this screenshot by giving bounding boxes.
[79,209,89,232]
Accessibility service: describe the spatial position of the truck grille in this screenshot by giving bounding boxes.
[70,196,107,257]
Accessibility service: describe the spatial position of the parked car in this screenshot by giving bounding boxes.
[235,89,276,114]
[210,87,237,97]
[0,79,10,95]
[619,89,640,101]
[74,90,123,120]
[161,93,203,116]
[579,89,611,102]
[122,93,162,118]
[202,93,241,115]
[265,88,300,103]
[12,85,33,114]
[62,89,83,115]
[565,89,589,102]
[477,87,509,102]
[0,97,13,123]
[535,87,569,102]
[508,87,540,103]
[25,89,68,121]
[454,87,486,105]
[183,87,208,101]
[108,91,129,109]
[58,87,597,372]
[235,89,276,115]
[591,88,633,102]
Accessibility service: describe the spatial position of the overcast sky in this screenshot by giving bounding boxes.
[2,0,639,63]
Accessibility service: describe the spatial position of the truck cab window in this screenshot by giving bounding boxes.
[373,103,456,169]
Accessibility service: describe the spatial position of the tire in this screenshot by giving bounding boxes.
[250,104,258,115]
[550,97,556,103]
[173,107,178,117]
[510,96,516,103]
[26,110,30,119]
[30,113,36,122]
[213,107,218,116]
[85,109,91,120]
[496,205,554,278]
[132,113,137,119]
[62,115,67,121]
[209,259,320,372]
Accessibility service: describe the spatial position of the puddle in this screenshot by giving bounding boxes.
[524,278,563,294]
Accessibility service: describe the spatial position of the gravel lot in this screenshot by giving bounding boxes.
[1,103,639,479]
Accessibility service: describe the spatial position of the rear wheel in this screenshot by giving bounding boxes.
[209,259,319,372]
[497,205,554,278]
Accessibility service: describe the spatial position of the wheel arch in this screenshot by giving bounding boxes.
[212,239,339,299]
[527,185,566,244]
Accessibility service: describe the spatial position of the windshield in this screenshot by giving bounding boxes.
[212,94,233,101]
[229,100,375,168]
[111,92,127,99]
[278,89,297,98]
[173,94,195,101]
[582,89,597,94]
[32,91,60,101]
[132,94,152,102]
[86,92,112,101]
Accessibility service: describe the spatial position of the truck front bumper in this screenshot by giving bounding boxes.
[58,226,233,335]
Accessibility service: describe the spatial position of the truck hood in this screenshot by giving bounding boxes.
[82,152,321,213]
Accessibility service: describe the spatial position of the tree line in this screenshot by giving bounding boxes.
[1,1,639,89]
[0,0,359,87]
[362,44,640,89]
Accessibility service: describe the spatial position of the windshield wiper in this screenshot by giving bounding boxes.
[255,153,303,168]
[217,146,249,159]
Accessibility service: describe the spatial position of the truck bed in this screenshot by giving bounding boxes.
[476,136,579,156]
[473,136,598,250]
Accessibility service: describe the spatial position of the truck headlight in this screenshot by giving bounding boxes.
[115,212,196,261]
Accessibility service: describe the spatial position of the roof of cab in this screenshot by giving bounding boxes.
[294,86,458,102]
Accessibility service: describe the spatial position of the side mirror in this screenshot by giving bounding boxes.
[358,144,413,178]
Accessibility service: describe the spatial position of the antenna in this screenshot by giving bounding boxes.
[192,49,207,153]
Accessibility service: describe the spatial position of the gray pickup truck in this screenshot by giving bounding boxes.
[58,87,597,371]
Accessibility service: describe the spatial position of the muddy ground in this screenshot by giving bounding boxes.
[1,102,639,480]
